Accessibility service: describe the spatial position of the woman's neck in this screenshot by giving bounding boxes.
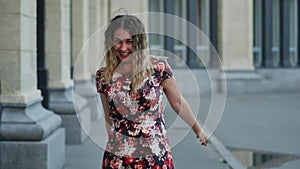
[116,62,133,74]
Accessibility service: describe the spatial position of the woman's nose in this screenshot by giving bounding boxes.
[120,42,128,51]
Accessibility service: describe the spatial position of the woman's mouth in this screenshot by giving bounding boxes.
[120,54,128,59]
[119,52,130,59]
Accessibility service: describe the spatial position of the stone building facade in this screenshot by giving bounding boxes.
[0,0,299,168]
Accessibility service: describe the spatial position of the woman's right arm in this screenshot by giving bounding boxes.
[100,93,112,136]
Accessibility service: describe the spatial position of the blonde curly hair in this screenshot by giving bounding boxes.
[103,15,154,92]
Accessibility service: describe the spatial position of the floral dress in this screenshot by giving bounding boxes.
[96,59,175,169]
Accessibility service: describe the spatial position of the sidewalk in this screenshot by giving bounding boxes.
[214,92,300,169]
[65,83,300,168]
[65,108,231,169]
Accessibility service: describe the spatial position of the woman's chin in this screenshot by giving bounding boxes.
[119,55,132,63]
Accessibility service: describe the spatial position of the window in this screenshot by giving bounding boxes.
[148,0,164,56]
[197,0,210,67]
[173,0,187,67]
[289,0,298,67]
[253,0,263,67]
[253,0,299,68]
[148,0,212,68]
[272,0,280,67]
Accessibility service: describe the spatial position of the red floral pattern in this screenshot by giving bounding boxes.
[96,59,174,169]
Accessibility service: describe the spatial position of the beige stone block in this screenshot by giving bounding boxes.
[73,53,91,81]
[45,0,71,53]
[89,0,98,36]
[45,0,60,14]
[46,52,63,82]
[20,15,36,51]
[62,0,70,7]
[0,90,42,105]
[218,0,253,71]
[71,0,91,80]
[46,52,73,88]
[100,0,109,25]
[46,10,61,26]
[45,24,62,53]
[20,51,37,92]
[61,52,71,80]
[21,0,36,18]
[0,50,40,100]
[109,0,149,35]
[86,33,104,74]
[72,0,83,15]
[61,4,70,30]
[0,50,21,93]
[72,28,83,60]
[48,79,73,89]
[89,0,97,9]
[72,2,84,62]
[0,14,20,50]
[0,0,20,14]
[110,0,148,16]
[82,0,89,42]
[61,30,70,53]
[95,0,102,27]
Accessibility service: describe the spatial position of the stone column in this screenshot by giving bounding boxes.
[0,0,65,168]
[86,0,103,121]
[45,0,90,144]
[109,0,149,28]
[72,0,90,79]
[218,0,254,70]
[217,0,261,93]
[100,0,110,24]
[71,0,93,137]
[110,0,148,16]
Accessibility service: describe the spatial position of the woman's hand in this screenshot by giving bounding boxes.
[196,131,208,146]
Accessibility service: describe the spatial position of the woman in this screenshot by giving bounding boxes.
[96,14,208,169]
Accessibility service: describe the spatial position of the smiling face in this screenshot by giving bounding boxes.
[113,28,133,63]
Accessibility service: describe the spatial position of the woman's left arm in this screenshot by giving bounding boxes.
[163,77,208,146]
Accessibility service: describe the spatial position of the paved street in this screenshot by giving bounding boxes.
[66,83,300,169]
[65,107,230,169]
[214,92,300,169]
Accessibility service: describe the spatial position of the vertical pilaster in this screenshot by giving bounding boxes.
[71,0,93,142]
[72,0,91,81]
[218,0,254,70]
[109,0,148,16]
[45,0,90,144]
[88,0,100,76]
[87,0,103,121]
[0,0,65,168]
[217,0,260,93]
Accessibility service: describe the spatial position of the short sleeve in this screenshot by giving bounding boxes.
[95,68,107,94]
[154,59,173,81]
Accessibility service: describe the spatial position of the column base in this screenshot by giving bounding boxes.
[74,80,101,121]
[49,87,91,144]
[218,70,262,93]
[60,107,91,144]
[0,128,66,169]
